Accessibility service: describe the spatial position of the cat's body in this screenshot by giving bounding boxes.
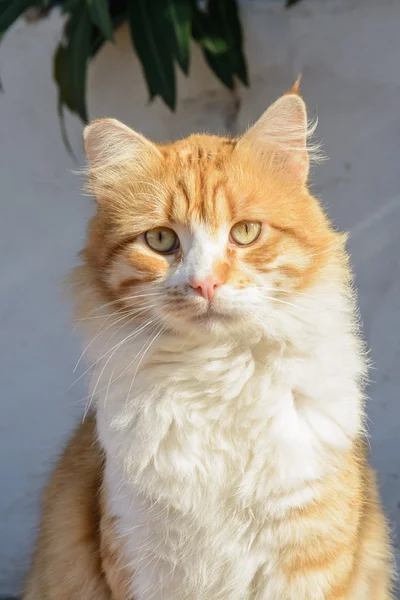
[24,89,393,599]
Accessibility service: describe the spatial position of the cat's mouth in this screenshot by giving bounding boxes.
[160,294,240,331]
[187,305,236,325]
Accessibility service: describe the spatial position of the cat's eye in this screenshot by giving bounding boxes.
[145,227,180,254]
[230,221,262,246]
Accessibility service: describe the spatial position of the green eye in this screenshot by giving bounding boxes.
[145,227,180,254]
[230,221,262,246]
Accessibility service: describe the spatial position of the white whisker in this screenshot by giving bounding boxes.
[77,292,164,320]
[79,316,161,409]
[261,294,312,314]
[73,301,163,374]
[123,321,167,407]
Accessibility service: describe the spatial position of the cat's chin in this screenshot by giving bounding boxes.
[191,313,234,335]
[165,312,230,334]
[162,308,257,340]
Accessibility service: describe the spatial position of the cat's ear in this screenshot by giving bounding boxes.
[83,119,162,206]
[84,118,162,170]
[239,86,315,183]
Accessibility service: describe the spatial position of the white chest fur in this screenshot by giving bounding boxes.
[91,323,364,600]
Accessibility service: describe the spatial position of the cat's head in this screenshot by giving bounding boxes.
[81,89,346,342]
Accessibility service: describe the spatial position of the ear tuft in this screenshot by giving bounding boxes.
[287,74,302,96]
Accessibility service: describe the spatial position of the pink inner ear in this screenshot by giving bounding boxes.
[240,93,310,183]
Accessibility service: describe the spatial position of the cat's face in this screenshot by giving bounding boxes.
[83,92,341,340]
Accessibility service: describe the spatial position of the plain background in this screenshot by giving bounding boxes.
[0,0,399,594]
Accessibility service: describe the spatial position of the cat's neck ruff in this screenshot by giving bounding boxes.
[89,282,365,488]
[94,317,363,470]
[84,284,365,599]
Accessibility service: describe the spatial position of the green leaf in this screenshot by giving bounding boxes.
[87,0,114,42]
[60,0,81,14]
[201,46,234,89]
[53,45,76,157]
[192,3,234,90]
[0,0,35,34]
[57,96,77,160]
[90,6,127,58]
[192,0,248,90]
[128,0,176,110]
[53,43,75,114]
[207,0,248,86]
[192,27,229,54]
[66,6,92,121]
[53,5,92,124]
[164,0,191,75]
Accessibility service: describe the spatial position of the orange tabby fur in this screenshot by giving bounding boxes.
[24,88,394,599]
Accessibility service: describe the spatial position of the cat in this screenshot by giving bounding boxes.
[24,86,394,600]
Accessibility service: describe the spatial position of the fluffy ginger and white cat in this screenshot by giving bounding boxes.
[24,86,393,599]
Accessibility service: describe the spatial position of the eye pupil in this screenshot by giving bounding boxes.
[145,227,180,254]
[230,221,262,246]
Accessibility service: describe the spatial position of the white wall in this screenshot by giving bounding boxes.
[1,0,399,594]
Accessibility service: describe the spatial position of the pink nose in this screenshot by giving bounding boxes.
[190,275,222,301]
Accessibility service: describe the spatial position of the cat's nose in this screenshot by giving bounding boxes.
[190,275,222,301]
